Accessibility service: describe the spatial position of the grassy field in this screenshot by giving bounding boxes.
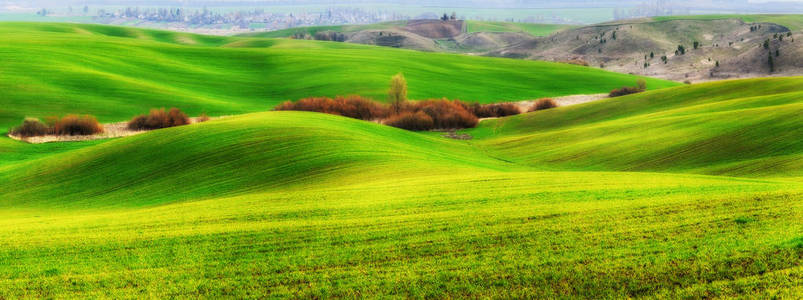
[0,22,677,131]
[465,20,574,36]
[0,73,801,298]
[238,21,407,38]
[249,20,572,39]
[653,14,803,31]
[468,77,803,179]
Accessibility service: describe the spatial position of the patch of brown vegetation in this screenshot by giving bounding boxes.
[10,115,218,144]
[609,86,644,97]
[384,111,434,131]
[10,118,49,137]
[128,108,190,130]
[465,102,521,118]
[10,115,103,137]
[562,58,590,66]
[53,114,104,136]
[529,98,558,112]
[196,113,211,123]
[404,19,464,39]
[400,99,478,130]
[274,96,388,121]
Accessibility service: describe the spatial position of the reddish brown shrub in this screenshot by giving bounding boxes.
[53,115,103,136]
[196,113,210,123]
[128,108,190,130]
[403,99,478,129]
[10,118,49,137]
[467,102,521,118]
[609,86,644,97]
[168,108,190,127]
[127,115,148,130]
[529,98,558,112]
[384,111,434,131]
[274,96,388,120]
[275,96,479,130]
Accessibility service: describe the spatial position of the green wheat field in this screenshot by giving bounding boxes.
[0,22,800,298]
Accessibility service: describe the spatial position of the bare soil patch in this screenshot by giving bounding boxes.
[515,93,608,113]
[404,20,464,39]
[477,93,608,123]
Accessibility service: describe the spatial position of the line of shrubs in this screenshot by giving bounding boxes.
[274,96,559,131]
[10,108,202,138]
[128,108,190,130]
[10,115,104,137]
[609,79,647,98]
[273,96,388,121]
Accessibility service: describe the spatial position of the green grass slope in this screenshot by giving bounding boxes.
[469,77,803,179]
[0,23,800,299]
[653,14,803,31]
[0,169,798,298]
[238,21,407,38]
[0,106,800,297]
[465,20,574,36]
[0,111,513,208]
[249,20,571,38]
[0,22,678,130]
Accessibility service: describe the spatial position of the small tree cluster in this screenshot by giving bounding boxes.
[385,112,434,131]
[609,79,647,98]
[528,98,558,112]
[53,115,104,135]
[128,108,189,130]
[10,115,104,137]
[392,99,478,130]
[274,96,387,121]
[10,118,50,137]
[676,45,686,55]
[466,102,520,118]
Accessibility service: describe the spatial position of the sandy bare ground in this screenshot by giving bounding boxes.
[8,117,216,144]
[477,93,609,123]
[515,93,609,112]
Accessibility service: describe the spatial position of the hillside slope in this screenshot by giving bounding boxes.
[3,78,800,206]
[0,74,800,297]
[494,15,803,81]
[245,15,803,81]
[241,19,570,53]
[0,111,513,207]
[470,77,803,179]
[0,22,676,130]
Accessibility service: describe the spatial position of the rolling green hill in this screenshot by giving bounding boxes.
[469,77,803,179]
[652,14,803,31]
[238,21,408,39]
[242,20,570,39]
[465,20,574,36]
[0,22,677,131]
[0,111,515,208]
[0,74,801,297]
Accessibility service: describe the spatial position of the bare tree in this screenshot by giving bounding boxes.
[389,73,408,113]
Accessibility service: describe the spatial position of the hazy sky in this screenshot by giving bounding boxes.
[3,0,803,6]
